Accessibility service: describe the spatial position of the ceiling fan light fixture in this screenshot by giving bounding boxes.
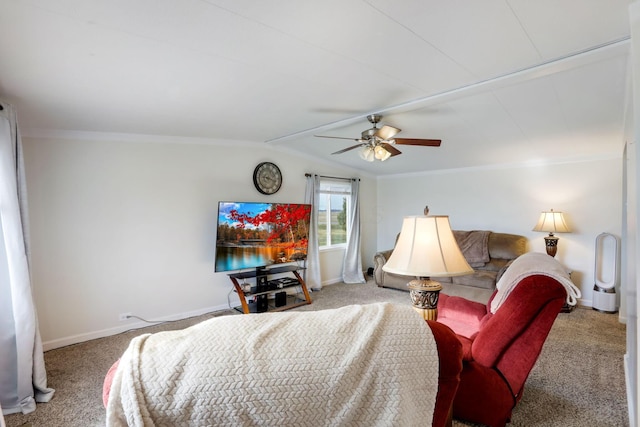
[359,146,375,162]
[374,145,392,161]
[316,114,441,161]
[375,124,401,140]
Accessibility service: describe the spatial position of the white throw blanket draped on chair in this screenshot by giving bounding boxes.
[490,252,582,313]
[106,303,439,427]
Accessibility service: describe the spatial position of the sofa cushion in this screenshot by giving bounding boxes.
[488,233,527,260]
[378,271,416,288]
[474,258,510,273]
[452,270,497,290]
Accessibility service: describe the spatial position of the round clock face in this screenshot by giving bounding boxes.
[253,162,282,195]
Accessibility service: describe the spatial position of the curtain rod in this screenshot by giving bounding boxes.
[305,173,359,182]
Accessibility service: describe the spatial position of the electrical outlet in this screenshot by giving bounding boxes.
[119,312,132,321]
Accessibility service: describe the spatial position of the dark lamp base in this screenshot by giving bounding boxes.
[407,278,442,321]
[544,235,559,257]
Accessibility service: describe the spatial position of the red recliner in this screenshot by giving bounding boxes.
[436,274,567,427]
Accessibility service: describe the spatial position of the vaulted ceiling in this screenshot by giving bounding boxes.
[0,1,632,176]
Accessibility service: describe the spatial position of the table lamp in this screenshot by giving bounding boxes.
[383,215,473,320]
[532,209,571,257]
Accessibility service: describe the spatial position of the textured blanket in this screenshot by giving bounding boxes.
[490,252,582,313]
[106,303,439,427]
[453,230,491,267]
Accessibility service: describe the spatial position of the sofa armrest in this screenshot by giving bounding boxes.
[373,249,393,286]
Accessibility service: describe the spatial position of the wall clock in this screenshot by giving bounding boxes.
[253,162,282,195]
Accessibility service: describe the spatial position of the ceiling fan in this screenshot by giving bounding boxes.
[315,114,441,162]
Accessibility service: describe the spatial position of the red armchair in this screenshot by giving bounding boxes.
[436,274,567,427]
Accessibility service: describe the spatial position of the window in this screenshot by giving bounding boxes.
[317,179,351,248]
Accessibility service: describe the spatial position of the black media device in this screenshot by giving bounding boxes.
[255,268,269,313]
[275,291,287,307]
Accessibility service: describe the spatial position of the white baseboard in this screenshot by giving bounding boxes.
[42,304,231,351]
[578,298,592,308]
[322,277,344,286]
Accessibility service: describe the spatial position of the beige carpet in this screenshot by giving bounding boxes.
[4,279,629,427]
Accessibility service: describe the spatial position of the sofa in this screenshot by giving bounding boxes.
[103,304,463,427]
[374,230,528,303]
[436,252,580,426]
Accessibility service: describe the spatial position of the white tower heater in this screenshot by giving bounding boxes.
[592,233,619,313]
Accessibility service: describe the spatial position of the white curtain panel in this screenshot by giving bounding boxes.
[342,179,365,284]
[304,174,322,290]
[0,102,54,415]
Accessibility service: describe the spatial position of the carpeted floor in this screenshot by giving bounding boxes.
[4,279,629,427]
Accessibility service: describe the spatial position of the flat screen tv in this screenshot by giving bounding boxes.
[215,201,311,273]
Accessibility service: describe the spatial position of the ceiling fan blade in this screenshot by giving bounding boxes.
[375,125,401,140]
[380,143,402,156]
[394,138,441,147]
[332,144,365,155]
[315,135,360,141]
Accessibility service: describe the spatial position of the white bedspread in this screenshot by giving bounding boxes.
[490,252,581,314]
[106,302,439,427]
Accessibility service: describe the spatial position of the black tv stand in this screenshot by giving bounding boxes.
[228,265,312,314]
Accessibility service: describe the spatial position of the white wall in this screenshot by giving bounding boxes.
[376,156,623,307]
[21,131,624,350]
[22,134,376,349]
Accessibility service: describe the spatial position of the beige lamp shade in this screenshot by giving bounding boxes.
[383,215,473,278]
[532,209,570,234]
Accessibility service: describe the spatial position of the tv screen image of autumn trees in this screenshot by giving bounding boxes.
[215,202,311,272]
